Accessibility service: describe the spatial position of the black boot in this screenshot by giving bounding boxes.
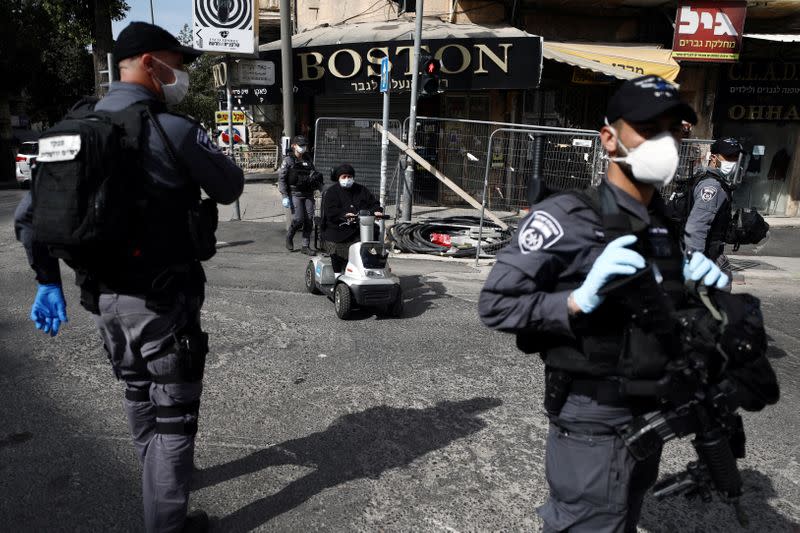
[285,233,294,251]
[182,510,209,532]
[301,245,314,255]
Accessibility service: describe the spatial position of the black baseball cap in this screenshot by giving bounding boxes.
[113,22,202,64]
[606,75,698,125]
[710,137,744,157]
[291,135,308,146]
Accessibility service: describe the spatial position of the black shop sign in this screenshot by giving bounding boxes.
[250,36,541,100]
[716,61,800,121]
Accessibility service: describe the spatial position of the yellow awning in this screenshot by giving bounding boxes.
[543,42,681,82]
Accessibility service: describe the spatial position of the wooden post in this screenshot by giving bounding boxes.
[375,123,509,230]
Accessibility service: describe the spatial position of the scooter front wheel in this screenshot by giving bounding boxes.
[305,261,321,294]
[334,283,353,319]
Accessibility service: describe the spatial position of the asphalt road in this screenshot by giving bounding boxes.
[1,189,798,532]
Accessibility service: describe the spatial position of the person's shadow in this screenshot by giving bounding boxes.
[639,468,800,532]
[196,397,502,531]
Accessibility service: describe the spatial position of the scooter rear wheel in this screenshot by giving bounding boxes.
[305,261,321,294]
[334,283,353,319]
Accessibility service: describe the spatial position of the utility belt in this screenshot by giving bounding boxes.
[78,262,205,314]
[544,369,662,417]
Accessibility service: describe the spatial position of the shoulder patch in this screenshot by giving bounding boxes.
[196,129,219,153]
[700,186,718,202]
[518,210,564,254]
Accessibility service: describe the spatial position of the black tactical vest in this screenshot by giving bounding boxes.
[525,184,686,379]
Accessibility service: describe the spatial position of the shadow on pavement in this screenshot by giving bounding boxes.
[400,274,448,319]
[766,334,789,360]
[195,397,502,531]
[640,468,800,532]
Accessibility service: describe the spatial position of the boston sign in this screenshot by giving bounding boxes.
[251,36,542,100]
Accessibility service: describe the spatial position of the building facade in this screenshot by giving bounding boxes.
[248,0,800,216]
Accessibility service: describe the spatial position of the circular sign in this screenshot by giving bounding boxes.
[195,0,252,30]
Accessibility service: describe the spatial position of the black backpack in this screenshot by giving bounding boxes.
[288,160,322,189]
[32,99,155,264]
[727,208,770,250]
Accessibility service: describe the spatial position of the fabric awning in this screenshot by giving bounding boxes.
[543,42,681,82]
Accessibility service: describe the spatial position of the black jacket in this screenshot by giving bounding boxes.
[321,182,381,243]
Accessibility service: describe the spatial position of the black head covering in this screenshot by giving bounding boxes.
[331,163,356,181]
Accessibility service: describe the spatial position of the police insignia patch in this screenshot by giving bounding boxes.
[518,211,564,254]
[700,186,717,202]
[196,129,218,153]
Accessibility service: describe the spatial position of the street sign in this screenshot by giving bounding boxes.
[215,110,246,125]
[380,57,390,93]
[217,125,247,147]
[237,60,276,85]
[192,0,258,56]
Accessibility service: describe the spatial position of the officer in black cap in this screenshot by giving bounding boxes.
[479,76,729,532]
[14,21,243,532]
[684,137,745,291]
[278,134,323,254]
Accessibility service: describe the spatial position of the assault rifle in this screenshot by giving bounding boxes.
[598,264,754,526]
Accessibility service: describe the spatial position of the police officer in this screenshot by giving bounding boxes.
[278,134,323,254]
[14,22,244,532]
[684,137,744,292]
[479,76,729,532]
[321,163,382,272]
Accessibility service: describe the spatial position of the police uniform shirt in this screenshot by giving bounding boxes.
[14,81,244,284]
[479,179,661,338]
[683,169,730,253]
[277,153,317,198]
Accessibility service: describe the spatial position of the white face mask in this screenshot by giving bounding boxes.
[151,57,190,105]
[609,127,680,187]
[719,160,737,176]
[295,146,307,155]
[339,177,354,188]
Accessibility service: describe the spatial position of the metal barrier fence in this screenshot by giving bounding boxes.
[313,117,403,205]
[237,146,281,171]
[663,138,714,199]
[402,116,601,217]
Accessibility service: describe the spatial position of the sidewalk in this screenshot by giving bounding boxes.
[729,255,800,282]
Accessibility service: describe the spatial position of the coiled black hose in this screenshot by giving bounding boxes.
[388,216,515,257]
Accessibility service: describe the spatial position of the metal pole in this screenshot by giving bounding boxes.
[380,90,390,210]
[400,0,424,223]
[280,0,295,143]
[149,0,155,23]
[476,129,498,266]
[226,55,242,220]
[106,52,114,83]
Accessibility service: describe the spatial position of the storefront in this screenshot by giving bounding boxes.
[252,21,544,137]
[714,43,800,216]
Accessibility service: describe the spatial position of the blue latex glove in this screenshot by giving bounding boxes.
[282,197,291,209]
[572,235,646,314]
[683,252,729,289]
[30,284,68,337]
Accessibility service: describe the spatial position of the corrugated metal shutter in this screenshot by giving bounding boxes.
[313,94,409,121]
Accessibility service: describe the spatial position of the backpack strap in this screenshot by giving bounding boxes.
[570,182,634,242]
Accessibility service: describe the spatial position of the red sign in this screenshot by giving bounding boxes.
[672,1,747,62]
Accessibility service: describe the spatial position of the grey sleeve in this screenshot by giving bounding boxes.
[13,192,62,285]
[277,156,291,197]
[479,203,581,338]
[684,179,726,252]
[479,257,574,337]
[156,113,244,204]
